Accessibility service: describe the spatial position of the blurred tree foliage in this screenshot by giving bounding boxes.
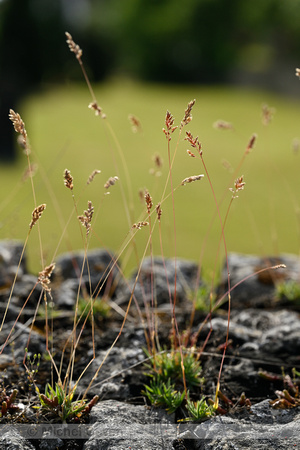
[1,0,300,159]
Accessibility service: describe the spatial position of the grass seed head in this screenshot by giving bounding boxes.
[296,68,300,78]
[181,99,196,128]
[29,204,46,229]
[104,176,119,189]
[38,263,55,293]
[156,203,162,221]
[78,201,94,236]
[88,102,106,118]
[213,120,233,130]
[9,109,28,151]
[87,170,101,185]
[128,114,142,133]
[64,169,74,190]
[246,134,257,153]
[132,221,149,230]
[181,175,204,186]
[144,190,153,214]
[185,131,202,156]
[65,31,82,60]
[163,110,177,141]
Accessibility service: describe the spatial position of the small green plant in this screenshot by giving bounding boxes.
[35,382,99,422]
[192,283,217,312]
[143,379,185,414]
[77,296,111,321]
[183,395,216,422]
[275,280,300,304]
[145,348,204,389]
[0,387,19,419]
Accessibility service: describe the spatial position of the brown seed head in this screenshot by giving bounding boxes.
[128,114,142,133]
[156,203,162,221]
[181,174,204,186]
[64,169,73,190]
[104,176,119,189]
[213,120,233,130]
[163,110,178,141]
[144,190,153,214]
[185,131,202,156]
[30,204,46,229]
[246,134,257,154]
[88,102,106,119]
[262,104,275,126]
[38,263,55,293]
[181,99,196,129]
[87,170,101,185]
[296,68,300,78]
[229,175,245,198]
[132,221,149,230]
[78,201,94,236]
[9,109,28,149]
[65,31,82,60]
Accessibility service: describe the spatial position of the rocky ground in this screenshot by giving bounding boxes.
[0,241,300,449]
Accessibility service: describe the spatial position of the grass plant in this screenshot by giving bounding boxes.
[0,31,299,425]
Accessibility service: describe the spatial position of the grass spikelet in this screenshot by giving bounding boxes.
[213,120,233,130]
[163,111,177,141]
[64,169,74,190]
[38,263,55,293]
[9,109,28,151]
[144,190,153,214]
[104,176,119,189]
[181,175,204,186]
[78,201,94,236]
[229,175,246,198]
[132,221,149,230]
[156,203,162,221]
[87,170,101,185]
[180,99,196,129]
[246,134,257,154]
[128,114,142,133]
[296,68,300,78]
[65,31,82,60]
[29,204,46,230]
[262,104,275,126]
[88,102,106,118]
[185,131,202,156]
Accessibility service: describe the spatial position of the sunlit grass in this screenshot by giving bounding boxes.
[1,78,300,279]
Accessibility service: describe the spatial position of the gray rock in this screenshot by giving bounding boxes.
[218,253,300,308]
[118,256,199,307]
[176,399,300,449]
[0,429,35,449]
[83,400,175,450]
[0,240,27,288]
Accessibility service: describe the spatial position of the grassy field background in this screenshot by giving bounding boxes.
[1,78,300,281]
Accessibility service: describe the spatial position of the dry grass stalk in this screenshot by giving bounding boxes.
[181,174,204,186]
[246,134,257,154]
[29,204,46,229]
[78,201,94,236]
[156,203,162,221]
[128,114,142,133]
[64,169,74,190]
[144,190,153,214]
[9,109,28,151]
[87,170,101,185]
[65,32,82,60]
[38,263,55,293]
[88,102,106,119]
[104,176,119,189]
[163,111,177,141]
[132,221,149,230]
[185,131,202,156]
[213,120,233,130]
[180,99,196,129]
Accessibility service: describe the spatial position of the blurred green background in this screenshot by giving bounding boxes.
[1,0,300,278]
